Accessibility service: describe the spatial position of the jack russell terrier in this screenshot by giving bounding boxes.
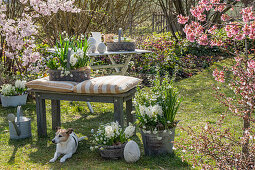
[49,127,85,163]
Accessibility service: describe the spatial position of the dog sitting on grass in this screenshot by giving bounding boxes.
[49,127,86,163]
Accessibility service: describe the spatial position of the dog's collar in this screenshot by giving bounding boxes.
[72,135,78,147]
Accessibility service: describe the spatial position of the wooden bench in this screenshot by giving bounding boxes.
[31,88,136,137]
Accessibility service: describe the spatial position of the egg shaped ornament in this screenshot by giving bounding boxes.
[87,44,96,53]
[124,140,140,163]
[97,42,106,54]
[87,37,96,46]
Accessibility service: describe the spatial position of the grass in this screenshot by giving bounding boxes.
[0,58,241,169]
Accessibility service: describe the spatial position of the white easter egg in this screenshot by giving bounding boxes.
[97,42,106,54]
[87,44,96,53]
[124,140,140,163]
[88,37,96,46]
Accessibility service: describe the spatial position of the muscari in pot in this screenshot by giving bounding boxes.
[100,143,126,159]
[1,93,28,107]
[141,128,175,156]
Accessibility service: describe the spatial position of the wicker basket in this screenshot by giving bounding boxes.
[141,128,175,156]
[100,143,126,159]
[107,42,136,51]
[48,67,91,82]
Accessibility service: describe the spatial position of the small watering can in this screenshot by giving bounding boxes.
[7,106,31,139]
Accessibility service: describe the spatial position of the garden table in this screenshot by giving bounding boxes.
[48,48,151,75]
[87,49,151,75]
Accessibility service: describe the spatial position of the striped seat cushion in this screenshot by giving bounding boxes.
[26,77,78,92]
[74,76,141,94]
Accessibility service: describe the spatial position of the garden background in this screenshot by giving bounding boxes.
[0,0,255,169]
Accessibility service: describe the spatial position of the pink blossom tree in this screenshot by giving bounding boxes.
[176,0,255,168]
[0,0,80,79]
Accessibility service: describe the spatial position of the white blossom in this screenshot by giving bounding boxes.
[105,125,114,138]
[70,54,78,66]
[76,48,84,58]
[15,80,26,89]
[1,84,15,96]
[124,124,135,138]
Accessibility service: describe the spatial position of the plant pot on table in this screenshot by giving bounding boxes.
[48,66,91,82]
[1,93,28,107]
[107,42,136,52]
[141,128,175,156]
[99,143,126,159]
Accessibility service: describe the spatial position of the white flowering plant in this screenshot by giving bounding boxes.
[0,80,27,96]
[46,32,90,72]
[90,122,135,151]
[135,76,182,131]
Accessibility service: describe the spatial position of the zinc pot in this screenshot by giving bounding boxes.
[107,42,136,51]
[141,128,175,156]
[100,143,126,159]
[48,67,91,82]
[1,94,28,107]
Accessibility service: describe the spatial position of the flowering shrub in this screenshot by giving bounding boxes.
[0,0,81,80]
[46,33,90,75]
[135,76,181,131]
[90,122,135,151]
[132,33,228,83]
[1,80,26,96]
[175,0,255,169]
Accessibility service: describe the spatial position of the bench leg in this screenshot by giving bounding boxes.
[114,97,124,127]
[51,100,61,130]
[126,98,135,124]
[36,94,47,137]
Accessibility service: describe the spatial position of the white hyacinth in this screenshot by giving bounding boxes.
[124,124,135,138]
[1,84,15,96]
[105,125,114,138]
[76,48,84,58]
[70,54,78,66]
[152,104,163,116]
[15,80,26,89]
[111,122,120,135]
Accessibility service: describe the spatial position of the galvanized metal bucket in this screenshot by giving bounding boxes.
[1,94,28,107]
[9,106,31,140]
[141,128,175,156]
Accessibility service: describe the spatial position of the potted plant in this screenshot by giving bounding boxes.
[46,32,91,82]
[90,122,135,159]
[135,76,182,156]
[0,80,27,107]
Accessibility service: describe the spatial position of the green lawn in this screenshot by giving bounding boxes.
[0,59,241,169]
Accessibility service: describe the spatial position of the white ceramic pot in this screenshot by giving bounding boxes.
[1,94,28,107]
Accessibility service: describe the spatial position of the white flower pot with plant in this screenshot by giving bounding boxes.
[135,76,182,156]
[47,32,91,82]
[0,80,28,107]
[90,122,135,159]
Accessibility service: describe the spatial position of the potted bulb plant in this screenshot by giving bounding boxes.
[46,32,91,82]
[90,122,135,159]
[135,76,182,156]
[0,80,27,107]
